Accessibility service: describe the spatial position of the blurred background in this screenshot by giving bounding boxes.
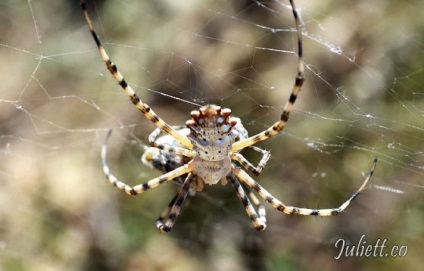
[0,0,423,270]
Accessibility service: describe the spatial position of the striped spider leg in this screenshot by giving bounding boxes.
[228,173,267,230]
[232,0,304,153]
[101,130,193,196]
[81,0,192,150]
[232,158,377,217]
[154,174,264,232]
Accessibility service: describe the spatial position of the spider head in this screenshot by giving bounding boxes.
[186,105,239,161]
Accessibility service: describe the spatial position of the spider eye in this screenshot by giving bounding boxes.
[216,138,224,144]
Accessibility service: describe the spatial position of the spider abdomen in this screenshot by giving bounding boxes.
[192,155,232,185]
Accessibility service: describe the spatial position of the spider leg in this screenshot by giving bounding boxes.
[148,143,194,158]
[81,0,192,149]
[148,126,186,146]
[228,173,266,231]
[155,193,178,230]
[156,173,195,233]
[232,0,304,152]
[243,183,266,225]
[102,130,193,195]
[148,127,195,158]
[231,146,271,176]
[148,125,186,142]
[232,158,377,216]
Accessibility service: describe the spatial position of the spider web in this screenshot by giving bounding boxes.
[1,0,423,270]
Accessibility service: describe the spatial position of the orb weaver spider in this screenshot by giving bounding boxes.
[81,0,377,233]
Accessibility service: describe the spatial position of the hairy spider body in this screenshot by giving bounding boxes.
[82,0,377,233]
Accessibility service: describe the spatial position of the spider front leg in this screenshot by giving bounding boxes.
[81,0,192,149]
[232,158,377,216]
[155,173,195,233]
[102,130,193,195]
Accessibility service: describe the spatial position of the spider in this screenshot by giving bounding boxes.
[81,0,377,233]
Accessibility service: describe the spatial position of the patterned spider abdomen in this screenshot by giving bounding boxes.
[186,105,241,185]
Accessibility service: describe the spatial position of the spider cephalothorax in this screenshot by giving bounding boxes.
[186,105,239,185]
[82,0,377,233]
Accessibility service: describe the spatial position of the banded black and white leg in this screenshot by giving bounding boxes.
[81,0,192,150]
[148,126,195,158]
[156,173,195,233]
[232,158,377,216]
[228,173,266,231]
[243,183,266,225]
[231,146,271,176]
[102,129,193,195]
[231,0,304,152]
